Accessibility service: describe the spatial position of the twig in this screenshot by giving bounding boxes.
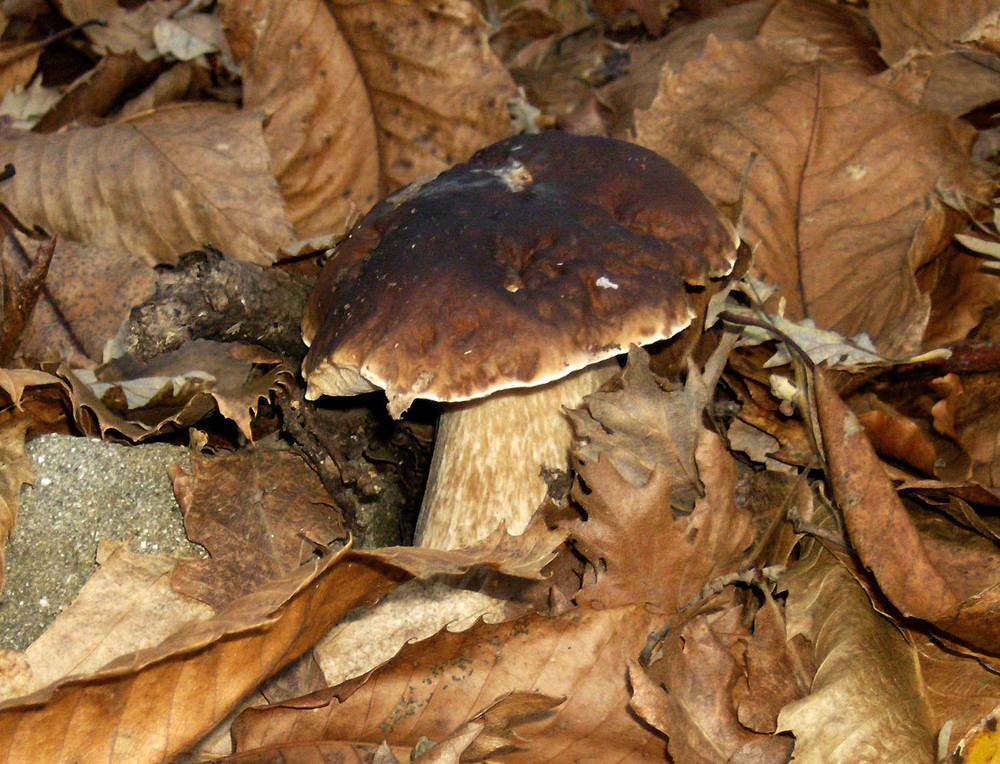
[0,225,57,365]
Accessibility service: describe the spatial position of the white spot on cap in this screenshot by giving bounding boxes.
[596,276,619,289]
[489,159,533,192]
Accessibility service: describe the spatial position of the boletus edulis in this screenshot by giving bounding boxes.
[301,131,739,549]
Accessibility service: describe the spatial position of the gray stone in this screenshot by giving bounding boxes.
[2,434,206,650]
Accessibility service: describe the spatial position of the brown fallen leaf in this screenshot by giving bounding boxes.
[170,448,347,610]
[15,233,158,362]
[914,631,1000,753]
[0,517,565,763]
[738,596,809,733]
[870,0,1000,117]
[567,349,755,611]
[0,109,296,266]
[219,0,517,238]
[216,693,561,763]
[18,541,212,698]
[923,244,1000,347]
[0,41,43,102]
[0,548,404,764]
[231,603,668,761]
[570,348,708,508]
[569,429,755,614]
[598,0,879,140]
[810,367,962,619]
[928,372,1000,486]
[636,37,992,356]
[0,418,32,589]
[58,0,187,60]
[63,340,294,441]
[32,52,166,134]
[776,534,937,764]
[629,602,795,764]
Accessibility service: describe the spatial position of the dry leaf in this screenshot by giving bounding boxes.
[232,604,668,761]
[219,0,517,238]
[570,347,708,506]
[56,0,187,60]
[636,37,991,356]
[63,340,294,441]
[16,234,158,362]
[567,348,754,610]
[0,41,42,102]
[599,0,879,139]
[569,429,754,613]
[32,52,165,134]
[811,367,961,617]
[630,604,795,764]
[0,548,410,764]
[776,537,937,763]
[0,109,295,266]
[870,0,1000,117]
[20,541,213,697]
[870,0,999,63]
[0,418,31,588]
[171,449,346,609]
[914,631,1000,752]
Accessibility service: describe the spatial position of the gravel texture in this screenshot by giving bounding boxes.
[1,434,206,650]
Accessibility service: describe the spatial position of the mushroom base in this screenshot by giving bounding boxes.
[414,362,616,549]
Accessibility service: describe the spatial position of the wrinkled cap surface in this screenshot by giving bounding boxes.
[302,131,739,415]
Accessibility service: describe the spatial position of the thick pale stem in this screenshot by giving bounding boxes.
[414,362,615,549]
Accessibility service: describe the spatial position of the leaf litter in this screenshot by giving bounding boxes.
[0,0,1000,762]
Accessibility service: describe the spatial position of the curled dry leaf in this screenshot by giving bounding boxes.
[636,37,992,356]
[33,52,165,135]
[0,518,563,762]
[913,633,1000,752]
[0,41,44,102]
[0,110,296,266]
[219,0,517,238]
[927,372,1000,486]
[63,340,294,441]
[567,349,754,611]
[810,370,961,612]
[869,0,999,64]
[56,0,188,60]
[569,429,754,613]
[814,368,1000,654]
[599,0,880,140]
[777,536,936,764]
[216,693,561,763]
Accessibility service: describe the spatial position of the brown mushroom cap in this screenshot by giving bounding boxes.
[302,131,738,415]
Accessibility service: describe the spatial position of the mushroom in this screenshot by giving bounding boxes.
[301,132,739,549]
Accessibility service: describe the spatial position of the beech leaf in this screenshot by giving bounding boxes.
[636,37,991,356]
[219,0,517,238]
[777,538,936,763]
[0,110,296,266]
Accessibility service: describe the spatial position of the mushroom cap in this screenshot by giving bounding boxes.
[302,131,739,415]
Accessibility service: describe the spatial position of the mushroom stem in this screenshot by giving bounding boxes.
[414,361,617,549]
